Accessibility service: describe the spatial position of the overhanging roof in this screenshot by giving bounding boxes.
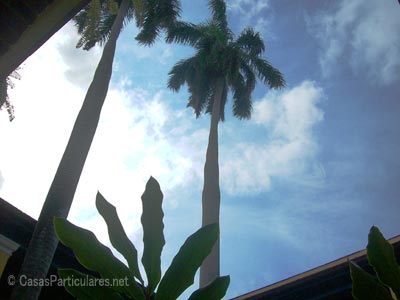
[0,0,90,78]
[0,197,97,299]
[233,234,400,300]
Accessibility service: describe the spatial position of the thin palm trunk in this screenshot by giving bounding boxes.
[200,77,224,287]
[10,1,130,299]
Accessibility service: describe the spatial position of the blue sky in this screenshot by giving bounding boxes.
[1,0,400,298]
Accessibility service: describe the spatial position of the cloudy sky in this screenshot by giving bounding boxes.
[1,0,400,298]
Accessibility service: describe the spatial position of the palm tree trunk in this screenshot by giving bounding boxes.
[10,1,130,299]
[200,77,224,287]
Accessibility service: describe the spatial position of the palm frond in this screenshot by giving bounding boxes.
[73,9,88,35]
[157,0,181,27]
[104,0,119,14]
[169,53,211,118]
[232,63,255,119]
[229,71,248,119]
[194,21,217,51]
[136,0,181,45]
[74,0,102,49]
[74,0,135,50]
[132,0,145,26]
[135,15,160,45]
[240,60,256,93]
[165,21,203,46]
[3,97,15,121]
[208,0,228,34]
[97,13,118,46]
[250,56,285,89]
[168,57,196,91]
[187,76,211,118]
[220,83,228,121]
[1,69,20,121]
[235,28,265,56]
[222,45,240,74]
[233,91,252,119]
[202,19,233,49]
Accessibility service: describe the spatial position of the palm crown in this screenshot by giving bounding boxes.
[74,0,181,50]
[167,0,285,121]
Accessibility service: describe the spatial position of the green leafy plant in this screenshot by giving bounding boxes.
[54,177,230,300]
[350,226,400,300]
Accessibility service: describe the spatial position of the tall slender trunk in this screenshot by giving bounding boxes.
[10,1,130,299]
[200,77,224,287]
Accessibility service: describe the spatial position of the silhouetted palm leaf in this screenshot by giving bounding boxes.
[74,0,181,49]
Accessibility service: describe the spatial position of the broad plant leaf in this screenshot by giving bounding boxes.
[96,192,143,283]
[58,269,124,300]
[350,261,393,300]
[141,176,165,293]
[367,226,400,297]
[188,275,230,300]
[54,218,145,300]
[156,223,219,300]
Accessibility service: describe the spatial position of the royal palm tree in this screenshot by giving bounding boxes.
[167,0,285,287]
[10,1,180,299]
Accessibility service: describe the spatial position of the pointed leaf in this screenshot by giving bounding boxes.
[96,192,143,283]
[367,226,400,297]
[132,0,145,26]
[58,269,124,300]
[54,218,145,300]
[350,261,393,300]
[209,0,228,34]
[156,223,218,300]
[141,177,165,293]
[188,275,230,300]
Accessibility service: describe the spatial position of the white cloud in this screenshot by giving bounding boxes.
[56,22,102,88]
[221,81,324,194]
[118,26,174,65]
[253,96,274,124]
[308,0,400,85]
[228,0,269,16]
[227,0,272,36]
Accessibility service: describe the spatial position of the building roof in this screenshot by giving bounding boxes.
[0,0,90,79]
[0,197,96,299]
[0,0,55,56]
[233,234,400,300]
